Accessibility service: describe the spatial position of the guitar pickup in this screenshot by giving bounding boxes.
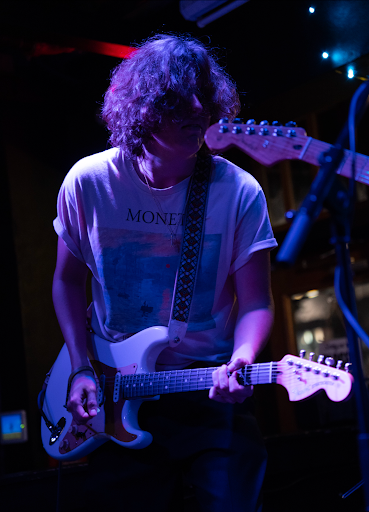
[97,374,106,407]
[113,372,122,402]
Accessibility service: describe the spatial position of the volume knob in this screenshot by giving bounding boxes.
[68,424,79,436]
[60,439,70,451]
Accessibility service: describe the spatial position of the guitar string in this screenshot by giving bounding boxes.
[87,364,345,385]
[92,378,346,398]
[120,379,345,395]
[91,364,343,383]
[93,368,341,378]
[93,366,280,384]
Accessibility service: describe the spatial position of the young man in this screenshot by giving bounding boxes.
[53,34,277,511]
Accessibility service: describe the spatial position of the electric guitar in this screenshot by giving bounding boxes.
[41,326,353,461]
[205,120,369,185]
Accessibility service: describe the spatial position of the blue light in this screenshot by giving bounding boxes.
[348,68,355,79]
[322,52,329,59]
[309,6,315,13]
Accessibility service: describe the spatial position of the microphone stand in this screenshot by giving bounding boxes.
[276,80,369,510]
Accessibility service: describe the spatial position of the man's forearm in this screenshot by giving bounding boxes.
[232,307,274,364]
[52,277,89,370]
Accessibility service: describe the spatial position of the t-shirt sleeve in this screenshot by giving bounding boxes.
[53,170,87,263]
[230,184,277,274]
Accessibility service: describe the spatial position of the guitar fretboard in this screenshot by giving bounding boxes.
[118,362,279,399]
[303,139,369,186]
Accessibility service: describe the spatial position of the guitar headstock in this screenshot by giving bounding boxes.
[205,119,309,167]
[277,352,353,402]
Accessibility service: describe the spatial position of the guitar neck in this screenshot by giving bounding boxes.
[204,123,369,187]
[121,362,279,398]
[301,138,369,186]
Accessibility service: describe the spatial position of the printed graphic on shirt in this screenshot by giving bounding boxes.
[92,227,220,333]
[126,207,186,228]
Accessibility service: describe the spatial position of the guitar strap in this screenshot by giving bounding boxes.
[168,153,212,347]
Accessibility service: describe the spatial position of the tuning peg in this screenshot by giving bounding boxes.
[219,117,229,124]
[272,128,284,137]
[287,129,297,138]
[345,363,352,373]
[272,121,282,126]
[233,118,243,124]
[219,125,228,133]
[336,360,343,369]
[260,120,269,126]
[309,352,315,361]
[246,126,255,135]
[299,350,306,359]
[285,121,297,127]
[246,119,255,125]
[317,355,324,364]
[325,357,335,367]
[232,125,242,134]
[259,127,269,135]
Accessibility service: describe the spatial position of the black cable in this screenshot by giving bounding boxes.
[335,267,369,349]
[56,461,62,512]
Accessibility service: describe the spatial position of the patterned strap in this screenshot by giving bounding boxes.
[168,154,212,346]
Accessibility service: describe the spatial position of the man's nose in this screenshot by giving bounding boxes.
[191,94,203,113]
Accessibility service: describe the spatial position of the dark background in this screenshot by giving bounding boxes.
[1,1,369,510]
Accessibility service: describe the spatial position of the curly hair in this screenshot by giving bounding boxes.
[101,34,240,158]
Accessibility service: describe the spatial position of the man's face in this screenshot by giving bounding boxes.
[148,95,211,159]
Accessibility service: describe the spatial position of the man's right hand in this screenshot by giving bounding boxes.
[67,371,98,424]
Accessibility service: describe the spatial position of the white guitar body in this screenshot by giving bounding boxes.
[41,326,169,461]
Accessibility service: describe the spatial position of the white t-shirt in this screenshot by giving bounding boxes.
[54,148,277,369]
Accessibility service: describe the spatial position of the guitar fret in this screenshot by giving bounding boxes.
[355,154,369,185]
[183,370,190,392]
[336,150,350,177]
[298,136,312,161]
[157,372,163,394]
[142,373,147,396]
[338,149,366,182]
[271,364,277,381]
[304,139,329,167]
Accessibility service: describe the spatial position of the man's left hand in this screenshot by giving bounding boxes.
[209,358,253,404]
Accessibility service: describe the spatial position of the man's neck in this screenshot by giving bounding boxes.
[135,148,197,189]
